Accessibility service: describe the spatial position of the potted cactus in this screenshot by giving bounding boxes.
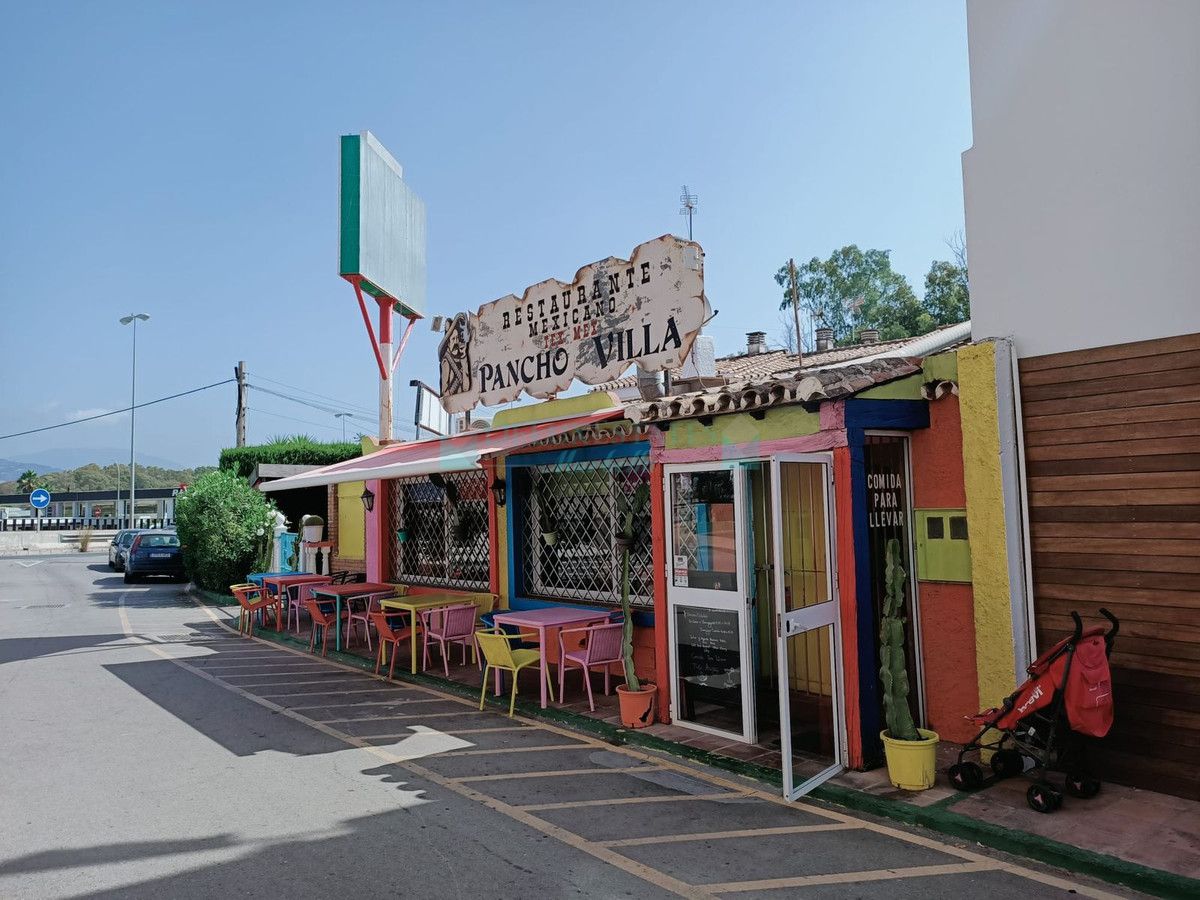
[879,537,939,789]
[300,514,324,543]
[614,484,656,728]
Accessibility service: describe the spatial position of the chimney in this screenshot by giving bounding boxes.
[859,328,880,345]
[815,327,835,352]
[746,331,767,355]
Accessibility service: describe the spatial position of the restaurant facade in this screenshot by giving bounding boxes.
[263,322,1027,800]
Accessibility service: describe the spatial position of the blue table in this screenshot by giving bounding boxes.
[247,571,309,587]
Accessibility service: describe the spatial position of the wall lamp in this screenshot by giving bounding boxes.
[360,486,375,512]
[491,477,507,508]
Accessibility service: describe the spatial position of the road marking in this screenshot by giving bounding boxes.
[16,561,44,568]
[517,792,747,812]
[707,860,1003,893]
[452,765,662,783]
[154,596,1125,900]
[256,687,408,699]
[118,594,714,900]
[440,726,534,736]
[439,744,587,756]
[597,822,860,847]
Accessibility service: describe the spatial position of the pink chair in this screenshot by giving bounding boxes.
[421,604,479,676]
[346,592,382,650]
[558,622,624,711]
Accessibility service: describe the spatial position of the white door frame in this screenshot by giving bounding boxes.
[664,461,757,743]
[769,453,846,799]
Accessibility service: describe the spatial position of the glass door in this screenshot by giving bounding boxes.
[770,455,844,798]
[665,463,755,742]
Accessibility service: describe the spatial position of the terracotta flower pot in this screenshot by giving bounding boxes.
[616,683,656,729]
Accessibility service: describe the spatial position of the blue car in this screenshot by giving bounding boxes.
[124,530,185,583]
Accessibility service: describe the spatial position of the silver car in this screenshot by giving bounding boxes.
[108,529,144,571]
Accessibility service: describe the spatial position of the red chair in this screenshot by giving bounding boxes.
[231,583,280,638]
[370,611,413,679]
[304,598,348,657]
[558,622,624,711]
[421,604,479,676]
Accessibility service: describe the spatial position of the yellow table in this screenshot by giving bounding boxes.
[380,594,467,674]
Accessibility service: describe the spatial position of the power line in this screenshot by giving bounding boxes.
[248,406,350,434]
[0,379,235,441]
[249,372,377,417]
[246,382,377,426]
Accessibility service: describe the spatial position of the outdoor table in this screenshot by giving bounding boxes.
[247,571,302,587]
[490,607,611,709]
[261,574,333,632]
[379,594,467,675]
[309,583,398,652]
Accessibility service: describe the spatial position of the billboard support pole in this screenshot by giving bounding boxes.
[377,297,396,442]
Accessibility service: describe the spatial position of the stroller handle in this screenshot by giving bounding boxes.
[1070,611,1083,643]
[1099,606,1119,653]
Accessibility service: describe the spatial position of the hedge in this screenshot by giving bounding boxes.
[219,435,361,479]
[175,469,278,592]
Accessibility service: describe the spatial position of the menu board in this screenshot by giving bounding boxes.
[674,606,743,729]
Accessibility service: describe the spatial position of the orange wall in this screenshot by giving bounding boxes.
[909,394,980,743]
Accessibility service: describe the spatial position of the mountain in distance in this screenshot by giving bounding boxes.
[0,459,62,481]
[0,461,216,495]
[13,447,189,471]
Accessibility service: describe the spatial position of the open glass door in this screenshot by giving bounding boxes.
[770,455,844,798]
[666,464,755,742]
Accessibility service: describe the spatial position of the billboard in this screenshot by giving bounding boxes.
[339,131,427,317]
[438,235,709,413]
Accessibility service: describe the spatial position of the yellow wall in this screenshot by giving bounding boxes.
[336,480,365,559]
[666,405,820,450]
[957,341,1017,706]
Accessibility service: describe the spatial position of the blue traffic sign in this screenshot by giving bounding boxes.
[29,489,51,509]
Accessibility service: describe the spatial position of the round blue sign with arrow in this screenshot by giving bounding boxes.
[29,488,51,509]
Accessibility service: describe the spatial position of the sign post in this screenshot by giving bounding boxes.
[30,488,50,532]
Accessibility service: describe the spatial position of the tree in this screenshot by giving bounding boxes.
[923,231,970,325]
[16,470,39,494]
[776,246,928,347]
[174,469,278,593]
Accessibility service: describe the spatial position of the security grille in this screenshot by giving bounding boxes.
[388,471,490,591]
[519,456,653,607]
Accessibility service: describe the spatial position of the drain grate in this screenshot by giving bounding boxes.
[24,603,67,610]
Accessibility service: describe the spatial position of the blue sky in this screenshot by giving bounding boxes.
[0,1,971,468]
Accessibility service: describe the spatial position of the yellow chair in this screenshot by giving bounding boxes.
[476,630,554,717]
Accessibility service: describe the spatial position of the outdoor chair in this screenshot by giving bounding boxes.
[231,583,280,638]
[478,612,536,667]
[346,591,383,650]
[369,611,413,679]
[421,604,478,676]
[284,585,310,633]
[558,622,624,711]
[476,630,554,717]
[304,598,348,657]
[329,571,352,584]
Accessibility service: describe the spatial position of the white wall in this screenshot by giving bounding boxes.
[963,0,1200,359]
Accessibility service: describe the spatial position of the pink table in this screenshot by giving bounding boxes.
[490,607,611,708]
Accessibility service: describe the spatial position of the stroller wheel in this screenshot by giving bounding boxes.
[949,762,984,791]
[1064,772,1101,799]
[991,749,1024,779]
[1027,783,1063,813]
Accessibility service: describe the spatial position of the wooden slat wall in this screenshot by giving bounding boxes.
[1019,331,1200,801]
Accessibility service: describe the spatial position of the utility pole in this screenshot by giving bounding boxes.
[788,258,804,365]
[234,361,247,447]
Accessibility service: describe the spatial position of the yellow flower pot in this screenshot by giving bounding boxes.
[880,728,939,790]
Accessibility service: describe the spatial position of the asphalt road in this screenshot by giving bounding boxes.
[0,555,1138,899]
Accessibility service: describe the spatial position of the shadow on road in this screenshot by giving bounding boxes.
[0,836,237,877]
[0,634,130,667]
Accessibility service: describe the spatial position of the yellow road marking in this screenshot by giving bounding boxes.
[256,687,407,699]
[440,726,534,736]
[439,744,587,756]
[518,792,747,812]
[707,860,1002,893]
[451,765,661,783]
[119,595,714,900]
[599,822,860,847]
[163,596,1123,900]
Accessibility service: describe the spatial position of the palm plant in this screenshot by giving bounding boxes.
[16,470,39,495]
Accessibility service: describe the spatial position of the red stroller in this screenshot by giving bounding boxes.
[950,608,1119,813]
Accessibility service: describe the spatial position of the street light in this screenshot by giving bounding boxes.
[334,411,353,442]
[119,313,150,529]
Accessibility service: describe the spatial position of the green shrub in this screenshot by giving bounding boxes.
[218,434,361,479]
[175,469,278,592]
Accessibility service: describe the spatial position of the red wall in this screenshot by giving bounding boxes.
[909,394,980,743]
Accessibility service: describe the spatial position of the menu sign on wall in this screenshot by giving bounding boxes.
[438,235,710,413]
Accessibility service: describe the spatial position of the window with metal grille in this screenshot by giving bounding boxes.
[517,455,653,607]
[388,471,490,591]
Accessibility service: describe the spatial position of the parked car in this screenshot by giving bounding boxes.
[108,529,144,571]
[123,530,185,583]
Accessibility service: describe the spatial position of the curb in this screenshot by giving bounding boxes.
[195,599,1197,899]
